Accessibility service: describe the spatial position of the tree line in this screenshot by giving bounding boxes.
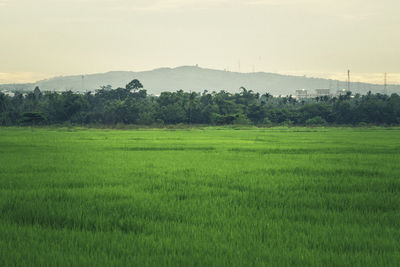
[1,79,400,126]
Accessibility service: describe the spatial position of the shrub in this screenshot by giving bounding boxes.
[232,114,251,125]
[305,116,327,126]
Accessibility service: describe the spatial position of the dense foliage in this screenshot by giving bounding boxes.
[1,79,400,126]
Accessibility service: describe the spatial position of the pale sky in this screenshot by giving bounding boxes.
[1,0,399,84]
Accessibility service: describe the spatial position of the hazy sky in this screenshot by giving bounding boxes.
[1,0,399,84]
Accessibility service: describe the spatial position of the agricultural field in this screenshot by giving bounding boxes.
[0,127,399,266]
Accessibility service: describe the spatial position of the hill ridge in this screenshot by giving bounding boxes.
[1,66,399,95]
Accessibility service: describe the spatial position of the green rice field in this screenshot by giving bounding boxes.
[0,127,399,266]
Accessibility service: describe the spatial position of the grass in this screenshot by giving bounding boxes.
[0,126,399,266]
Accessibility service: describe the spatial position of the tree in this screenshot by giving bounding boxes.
[33,86,42,98]
[1,84,399,126]
[0,92,7,113]
[126,79,143,92]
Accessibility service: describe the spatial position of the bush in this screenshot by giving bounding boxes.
[232,114,251,125]
[282,119,294,127]
[305,116,327,126]
[263,118,273,126]
[20,112,46,125]
[137,112,155,125]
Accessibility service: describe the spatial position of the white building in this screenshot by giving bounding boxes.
[336,89,348,96]
[315,89,330,97]
[295,89,308,99]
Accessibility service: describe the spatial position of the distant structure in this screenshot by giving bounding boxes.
[295,89,308,99]
[336,89,348,96]
[294,88,335,98]
[2,90,15,97]
[315,89,330,97]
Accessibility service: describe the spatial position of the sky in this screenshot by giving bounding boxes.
[0,0,399,84]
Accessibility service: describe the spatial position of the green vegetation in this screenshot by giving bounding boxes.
[0,127,399,266]
[1,80,400,126]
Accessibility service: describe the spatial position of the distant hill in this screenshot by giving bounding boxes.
[1,66,399,95]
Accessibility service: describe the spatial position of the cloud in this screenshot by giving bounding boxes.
[0,72,48,84]
[338,12,378,21]
[108,0,229,12]
[43,0,229,13]
[244,0,333,6]
[0,0,10,7]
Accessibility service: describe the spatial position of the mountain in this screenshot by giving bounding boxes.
[1,66,399,95]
